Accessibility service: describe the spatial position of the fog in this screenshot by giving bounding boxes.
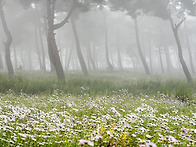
[1,0,196,82]
[1,1,196,146]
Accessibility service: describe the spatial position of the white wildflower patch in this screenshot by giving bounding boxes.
[0,93,195,146]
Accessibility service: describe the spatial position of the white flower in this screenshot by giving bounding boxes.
[111,107,121,117]
[146,134,153,138]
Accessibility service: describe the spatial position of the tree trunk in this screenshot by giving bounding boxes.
[86,41,96,70]
[158,47,164,73]
[71,17,89,76]
[57,32,63,64]
[0,53,4,70]
[66,46,73,70]
[104,15,114,71]
[169,18,192,83]
[28,49,32,70]
[184,21,195,73]
[117,39,123,70]
[46,0,65,82]
[35,5,46,71]
[92,43,98,69]
[148,41,152,72]
[20,51,25,70]
[116,29,123,70]
[13,45,18,70]
[134,17,150,75]
[34,22,43,70]
[0,2,14,75]
[38,28,47,71]
[164,45,173,73]
[38,22,46,71]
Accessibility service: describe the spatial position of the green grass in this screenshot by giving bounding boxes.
[0,71,195,100]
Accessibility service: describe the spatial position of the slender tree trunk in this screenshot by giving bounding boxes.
[66,46,73,70]
[104,15,114,71]
[184,21,195,73]
[86,41,96,70]
[174,48,181,70]
[92,43,98,69]
[158,47,164,73]
[71,17,89,76]
[87,49,91,70]
[164,45,173,73]
[35,5,46,71]
[34,22,43,70]
[134,17,150,75]
[13,45,18,70]
[46,0,65,82]
[57,32,63,64]
[116,29,123,69]
[0,53,4,70]
[37,22,46,71]
[20,51,25,70]
[148,41,152,72]
[169,18,192,83]
[28,49,32,70]
[0,2,14,75]
[38,28,47,71]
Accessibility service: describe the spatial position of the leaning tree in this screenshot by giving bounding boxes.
[150,0,193,83]
[0,0,14,75]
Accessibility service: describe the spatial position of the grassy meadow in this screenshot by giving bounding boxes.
[0,71,195,146]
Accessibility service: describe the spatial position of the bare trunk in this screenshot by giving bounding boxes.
[104,15,114,71]
[158,47,164,73]
[71,17,89,76]
[169,18,192,83]
[47,31,65,81]
[116,30,123,70]
[13,45,18,70]
[66,46,73,70]
[34,22,43,70]
[38,22,46,71]
[57,32,63,64]
[20,51,25,70]
[86,41,96,70]
[134,18,150,75]
[184,22,195,73]
[35,5,46,71]
[0,3,14,75]
[164,45,173,73]
[148,41,152,72]
[28,49,32,70]
[0,53,4,70]
[46,0,65,82]
[92,43,98,69]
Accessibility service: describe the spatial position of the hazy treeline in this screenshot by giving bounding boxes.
[0,0,196,82]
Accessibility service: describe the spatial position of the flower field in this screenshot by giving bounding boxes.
[0,91,195,147]
[0,92,196,147]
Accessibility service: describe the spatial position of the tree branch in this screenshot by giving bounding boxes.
[53,0,76,30]
[175,17,186,30]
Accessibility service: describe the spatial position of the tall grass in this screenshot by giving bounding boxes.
[0,72,195,100]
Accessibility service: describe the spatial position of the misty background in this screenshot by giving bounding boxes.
[0,0,196,82]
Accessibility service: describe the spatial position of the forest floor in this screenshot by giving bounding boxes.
[0,71,195,146]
